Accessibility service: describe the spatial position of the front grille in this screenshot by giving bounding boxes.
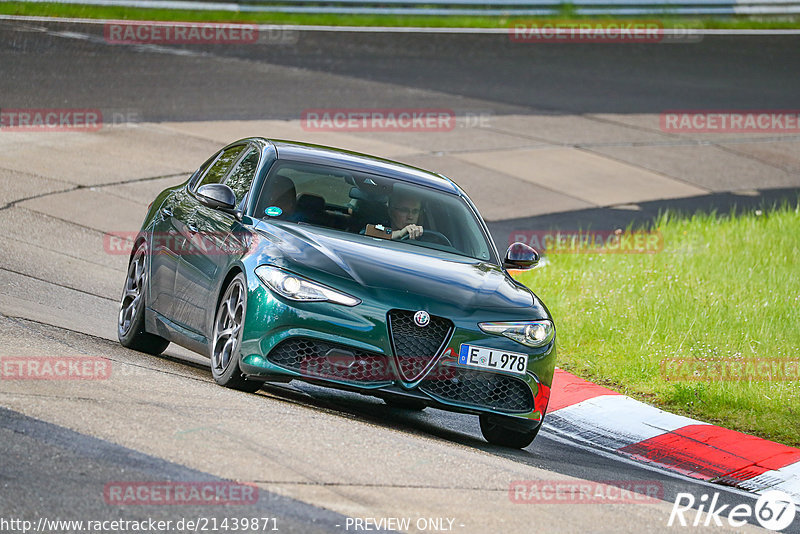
[387,309,453,382]
[266,337,391,384]
[420,366,533,413]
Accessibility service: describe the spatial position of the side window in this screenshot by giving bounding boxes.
[224,148,259,204]
[190,155,216,184]
[194,145,247,191]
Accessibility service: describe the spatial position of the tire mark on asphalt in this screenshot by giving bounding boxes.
[0,391,223,414]
[0,164,78,186]
[0,392,131,404]
[0,184,75,212]
[90,171,191,189]
[0,171,190,212]
[0,266,114,301]
[0,314,206,375]
[0,231,122,281]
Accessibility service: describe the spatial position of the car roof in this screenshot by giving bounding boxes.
[264,139,460,195]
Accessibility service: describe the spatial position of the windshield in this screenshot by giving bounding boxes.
[254,160,495,263]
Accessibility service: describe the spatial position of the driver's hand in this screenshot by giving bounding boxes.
[395,224,423,240]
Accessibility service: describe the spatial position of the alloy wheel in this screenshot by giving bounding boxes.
[212,278,245,373]
[118,245,146,336]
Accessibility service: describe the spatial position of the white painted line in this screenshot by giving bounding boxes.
[3,14,800,35]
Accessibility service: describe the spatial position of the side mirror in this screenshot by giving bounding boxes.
[503,242,539,269]
[197,184,237,211]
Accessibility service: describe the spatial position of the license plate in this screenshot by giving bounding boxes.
[458,344,528,376]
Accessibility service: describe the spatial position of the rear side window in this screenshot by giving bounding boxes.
[194,145,247,191]
[224,148,260,204]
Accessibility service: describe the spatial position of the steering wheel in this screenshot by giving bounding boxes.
[401,230,452,247]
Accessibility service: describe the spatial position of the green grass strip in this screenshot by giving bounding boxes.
[515,202,800,446]
[2,2,800,29]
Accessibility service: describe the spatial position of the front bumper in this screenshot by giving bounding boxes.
[239,283,555,423]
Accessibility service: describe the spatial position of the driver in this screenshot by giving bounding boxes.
[387,191,423,240]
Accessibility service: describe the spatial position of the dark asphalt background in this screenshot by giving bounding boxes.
[2,21,799,119]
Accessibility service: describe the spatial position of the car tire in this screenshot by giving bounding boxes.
[211,273,262,393]
[118,241,170,355]
[479,413,540,449]
[383,397,427,411]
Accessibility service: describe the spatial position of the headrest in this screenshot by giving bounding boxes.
[266,175,296,198]
[296,193,325,213]
[349,186,387,203]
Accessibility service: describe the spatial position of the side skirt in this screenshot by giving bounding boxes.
[145,308,208,356]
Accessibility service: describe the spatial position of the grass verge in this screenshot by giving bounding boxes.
[1,2,800,29]
[514,203,800,447]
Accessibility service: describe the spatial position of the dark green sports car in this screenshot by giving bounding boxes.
[118,138,556,448]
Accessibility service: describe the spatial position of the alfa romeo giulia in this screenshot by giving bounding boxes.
[117,138,555,448]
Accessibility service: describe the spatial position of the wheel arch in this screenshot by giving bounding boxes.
[214,265,246,319]
[128,233,150,310]
[127,233,148,263]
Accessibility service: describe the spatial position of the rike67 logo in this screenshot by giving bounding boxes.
[668,490,797,531]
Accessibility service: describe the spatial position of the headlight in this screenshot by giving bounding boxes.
[255,265,361,307]
[478,320,554,348]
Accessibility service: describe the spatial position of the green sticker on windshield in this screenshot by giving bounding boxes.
[265,206,283,217]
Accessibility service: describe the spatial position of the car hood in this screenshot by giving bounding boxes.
[252,221,541,313]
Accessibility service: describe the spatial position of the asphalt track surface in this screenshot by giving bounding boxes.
[1,18,798,534]
[2,21,800,119]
